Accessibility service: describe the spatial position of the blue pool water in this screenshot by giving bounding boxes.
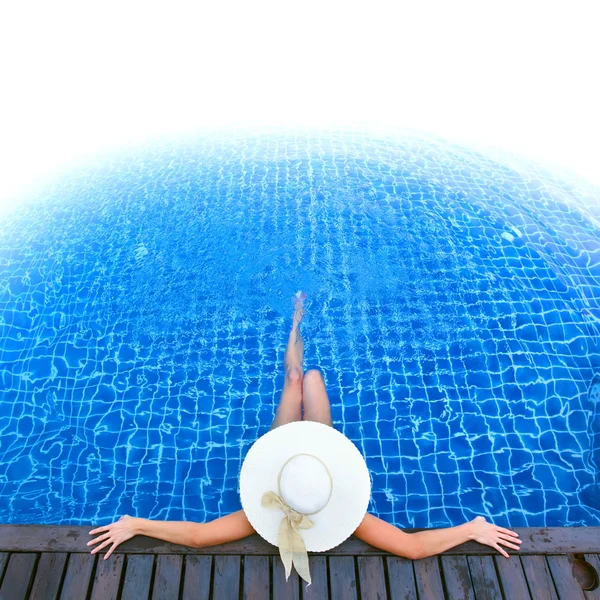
[1,127,600,528]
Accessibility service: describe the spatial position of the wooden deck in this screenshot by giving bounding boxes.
[1,526,600,599]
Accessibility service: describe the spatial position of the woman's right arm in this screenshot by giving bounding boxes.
[88,510,255,559]
[353,513,521,559]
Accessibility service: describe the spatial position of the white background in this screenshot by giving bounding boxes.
[0,1,598,210]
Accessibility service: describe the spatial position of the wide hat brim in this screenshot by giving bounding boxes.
[239,421,371,552]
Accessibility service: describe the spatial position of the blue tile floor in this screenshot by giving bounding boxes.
[0,126,599,528]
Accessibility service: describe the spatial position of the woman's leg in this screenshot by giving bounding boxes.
[271,293,306,429]
[302,369,332,426]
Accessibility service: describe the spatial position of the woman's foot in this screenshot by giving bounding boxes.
[292,291,306,328]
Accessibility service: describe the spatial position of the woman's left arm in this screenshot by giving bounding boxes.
[353,513,521,560]
[88,510,255,559]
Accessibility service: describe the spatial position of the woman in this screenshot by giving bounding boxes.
[88,292,522,561]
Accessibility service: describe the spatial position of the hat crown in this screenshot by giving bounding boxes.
[279,454,332,515]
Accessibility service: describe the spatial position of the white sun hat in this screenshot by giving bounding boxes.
[239,421,371,584]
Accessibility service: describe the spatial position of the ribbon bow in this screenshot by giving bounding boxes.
[261,491,314,585]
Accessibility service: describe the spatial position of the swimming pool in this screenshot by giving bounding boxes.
[1,127,599,529]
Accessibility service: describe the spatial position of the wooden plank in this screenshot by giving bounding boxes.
[0,553,37,600]
[273,555,300,600]
[468,556,503,600]
[302,556,328,600]
[386,557,417,600]
[181,555,212,600]
[212,556,240,600]
[152,555,182,600]
[441,555,475,600]
[121,555,154,600]
[583,555,600,600]
[59,554,96,600]
[547,555,586,600]
[243,556,269,600]
[3,525,600,555]
[494,556,531,599]
[0,553,8,581]
[90,554,124,600]
[329,556,358,600]
[414,557,445,600]
[29,553,68,600]
[521,556,558,599]
[357,556,387,600]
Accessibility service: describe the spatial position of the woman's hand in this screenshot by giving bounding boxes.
[88,515,140,559]
[468,516,522,558]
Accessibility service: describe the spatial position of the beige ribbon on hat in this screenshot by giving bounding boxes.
[261,453,333,586]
